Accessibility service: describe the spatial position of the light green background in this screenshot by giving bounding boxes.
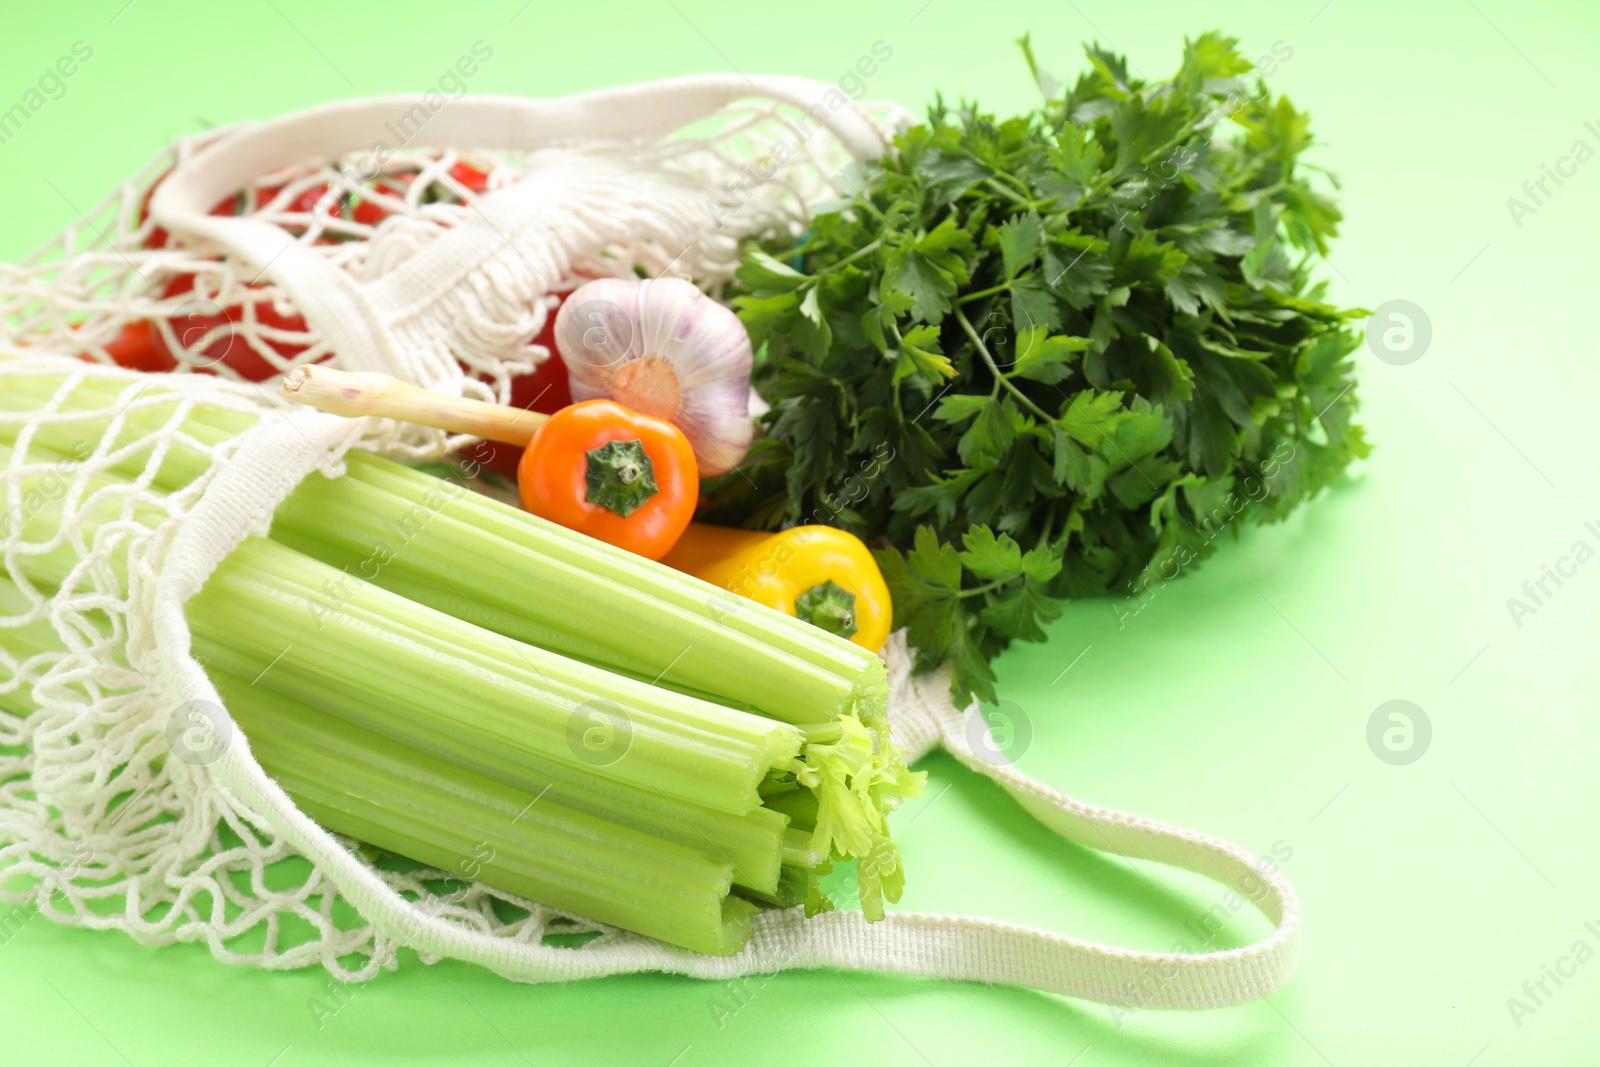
[3,1,1597,1063]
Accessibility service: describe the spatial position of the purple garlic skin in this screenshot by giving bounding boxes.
[554,277,754,477]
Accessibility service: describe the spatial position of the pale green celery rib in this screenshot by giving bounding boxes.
[0,622,59,660]
[0,375,243,489]
[0,606,61,717]
[275,466,864,727]
[326,453,889,726]
[211,671,754,955]
[0,576,59,652]
[782,827,828,869]
[295,567,833,722]
[192,635,790,895]
[281,564,661,682]
[0,444,804,816]
[0,592,801,899]
[0,373,888,727]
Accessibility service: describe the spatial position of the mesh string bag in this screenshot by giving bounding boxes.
[0,76,1300,1006]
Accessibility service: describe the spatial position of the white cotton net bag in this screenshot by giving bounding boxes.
[0,75,1299,1007]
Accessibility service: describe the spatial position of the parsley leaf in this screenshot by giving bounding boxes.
[998,211,1045,279]
[1012,327,1090,384]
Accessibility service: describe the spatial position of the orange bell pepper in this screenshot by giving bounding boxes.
[660,524,892,652]
[518,400,697,561]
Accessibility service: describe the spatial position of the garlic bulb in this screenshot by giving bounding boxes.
[554,277,754,477]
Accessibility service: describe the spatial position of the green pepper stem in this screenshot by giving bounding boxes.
[794,581,859,641]
[584,438,659,517]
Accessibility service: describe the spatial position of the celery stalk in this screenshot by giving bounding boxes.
[192,637,790,895]
[320,453,889,726]
[273,470,858,726]
[212,672,756,955]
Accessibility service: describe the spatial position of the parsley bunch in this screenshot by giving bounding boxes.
[709,34,1369,703]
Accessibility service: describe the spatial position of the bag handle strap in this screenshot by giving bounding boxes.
[151,75,889,219]
[145,77,893,393]
[759,656,1301,1010]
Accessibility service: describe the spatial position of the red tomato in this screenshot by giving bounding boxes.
[137,172,245,250]
[119,163,525,388]
[163,274,314,380]
[99,320,176,372]
[252,183,340,216]
[94,273,315,381]
[352,180,407,226]
[449,162,490,193]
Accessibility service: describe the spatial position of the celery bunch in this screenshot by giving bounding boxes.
[0,372,924,954]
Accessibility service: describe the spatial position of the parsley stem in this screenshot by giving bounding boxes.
[959,578,1010,598]
[1035,509,1057,551]
[956,276,1031,305]
[814,238,883,275]
[983,177,1030,207]
[954,307,1056,423]
[1003,171,1035,196]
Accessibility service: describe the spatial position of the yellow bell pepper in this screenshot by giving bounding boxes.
[660,524,892,652]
